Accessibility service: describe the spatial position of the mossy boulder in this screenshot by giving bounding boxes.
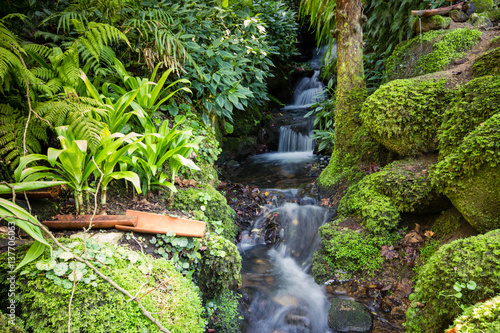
[437,75,500,157]
[195,234,241,299]
[404,230,500,333]
[361,78,452,156]
[448,294,500,332]
[0,239,206,333]
[337,175,400,236]
[412,15,452,34]
[369,157,450,214]
[432,77,500,232]
[449,10,469,23]
[471,47,500,78]
[172,184,238,240]
[385,28,482,81]
[471,0,494,13]
[468,13,494,27]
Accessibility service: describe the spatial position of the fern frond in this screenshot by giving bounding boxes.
[0,104,48,172]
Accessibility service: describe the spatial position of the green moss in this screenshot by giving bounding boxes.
[361,78,452,156]
[472,47,500,78]
[488,9,500,21]
[204,290,242,332]
[338,175,401,235]
[195,234,241,299]
[0,240,206,333]
[312,224,397,281]
[172,185,238,240]
[386,28,482,81]
[0,311,26,333]
[438,76,500,157]
[448,294,500,332]
[472,0,494,13]
[431,208,462,236]
[370,158,444,213]
[404,230,500,333]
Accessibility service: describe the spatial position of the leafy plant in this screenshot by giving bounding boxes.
[123,117,202,197]
[112,59,192,121]
[148,231,202,276]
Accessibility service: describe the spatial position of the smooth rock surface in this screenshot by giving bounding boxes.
[328,298,372,332]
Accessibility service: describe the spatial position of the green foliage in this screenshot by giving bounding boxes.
[123,117,202,196]
[0,104,48,177]
[312,223,400,281]
[172,185,238,240]
[0,239,206,333]
[194,234,241,299]
[448,294,500,332]
[0,198,51,270]
[147,231,202,276]
[404,230,500,333]
[386,28,482,81]
[204,289,242,332]
[305,85,335,153]
[361,78,452,156]
[437,75,500,157]
[471,47,500,78]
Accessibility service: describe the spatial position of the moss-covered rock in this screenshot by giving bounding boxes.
[370,157,449,214]
[172,184,238,240]
[361,78,452,156]
[471,47,500,78]
[312,224,390,281]
[385,28,482,81]
[337,175,401,235]
[471,0,494,13]
[448,294,500,332]
[0,239,206,333]
[412,15,452,34]
[449,10,469,23]
[404,230,500,333]
[432,83,500,232]
[437,75,500,157]
[195,234,241,299]
[468,13,494,27]
[329,298,372,332]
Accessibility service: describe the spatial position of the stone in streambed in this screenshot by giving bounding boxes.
[328,298,372,332]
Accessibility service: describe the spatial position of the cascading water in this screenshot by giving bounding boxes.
[236,47,336,332]
[240,197,331,333]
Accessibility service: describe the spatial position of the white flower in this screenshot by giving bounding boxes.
[200,205,206,211]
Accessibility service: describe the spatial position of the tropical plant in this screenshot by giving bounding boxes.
[112,59,192,121]
[123,117,202,198]
[80,72,146,134]
[0,180,66,270]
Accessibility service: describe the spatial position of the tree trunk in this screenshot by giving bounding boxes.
[334,0,366,155]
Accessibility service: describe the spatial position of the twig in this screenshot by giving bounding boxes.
[68,259,81,333]
[137,277,173,302]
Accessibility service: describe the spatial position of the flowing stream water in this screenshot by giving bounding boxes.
[232,48,334,332]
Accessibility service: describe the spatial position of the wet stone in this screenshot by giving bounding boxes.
[328,298,372,333]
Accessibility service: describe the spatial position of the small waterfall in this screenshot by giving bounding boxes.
[240,198,331,333]
[278,119,315,153]
[288,71,325,108]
